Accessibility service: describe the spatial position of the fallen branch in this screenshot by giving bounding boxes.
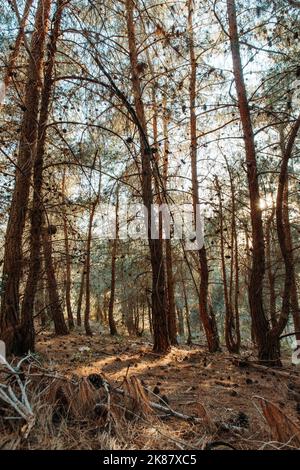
[113,380,206,424]
[229,357,298,379]
[0,354,35,438]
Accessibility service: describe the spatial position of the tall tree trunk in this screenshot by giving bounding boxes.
[161,94,177,345]
[227,0,279,364]
[19,0,65,354]
[265,204,277,329]
[283,182,300,342]
[62,168,74,329]
[108,188,119,336]
[181,266,192,345]
[42,226,69,335]
[215,177,238,353]
[188,0,220,352]
[275,117,300,343]
[228,166,241,351]
[125,0,169,353]
[165,239,177,344]
[84,201,97,336]
[0,0,52,354]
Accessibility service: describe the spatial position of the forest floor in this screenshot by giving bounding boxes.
[1,328,300,450]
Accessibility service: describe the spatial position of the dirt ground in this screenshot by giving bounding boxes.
[21,329,299,450]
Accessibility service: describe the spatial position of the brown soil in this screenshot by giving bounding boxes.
[21,330,299,450]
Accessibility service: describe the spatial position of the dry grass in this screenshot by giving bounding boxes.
[1,333,300,450]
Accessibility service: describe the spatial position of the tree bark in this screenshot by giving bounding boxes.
[228,166,241,351]
[84,194,98,336]
[76,265,85,327]
[275,117,300,342]
[188,0,220,352]
[161,94,177,345]
[215,177,239,353]
[265,204,277,329]
[181,266,192,345]
[227,0,278,364]
[0,0,52,354]
[43,226,69,336]
[108,188,119,336]
[125,0,170,353]
[177,306,185,338]
[19,0,65,354]
[2,0,33,93]
[62,168,74,329]
[283,182,300,342]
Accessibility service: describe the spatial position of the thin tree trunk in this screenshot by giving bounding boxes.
[188,0,220,352]
[84,202,97,336]
[35,274,46,327]
[165,239,177,344]
[62,168,74,329]
[265,204,277,329]
[146,295,153,336]
[215,177,238,353]
[161,94,177,345]
[103,292,109,324]
[177,306,185,338]
[141,303,145,335]
[227,165,241,351]
[108,188,119,336]
[125,0,169,353]
[181,267,192,345]
[76,266,85,327]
